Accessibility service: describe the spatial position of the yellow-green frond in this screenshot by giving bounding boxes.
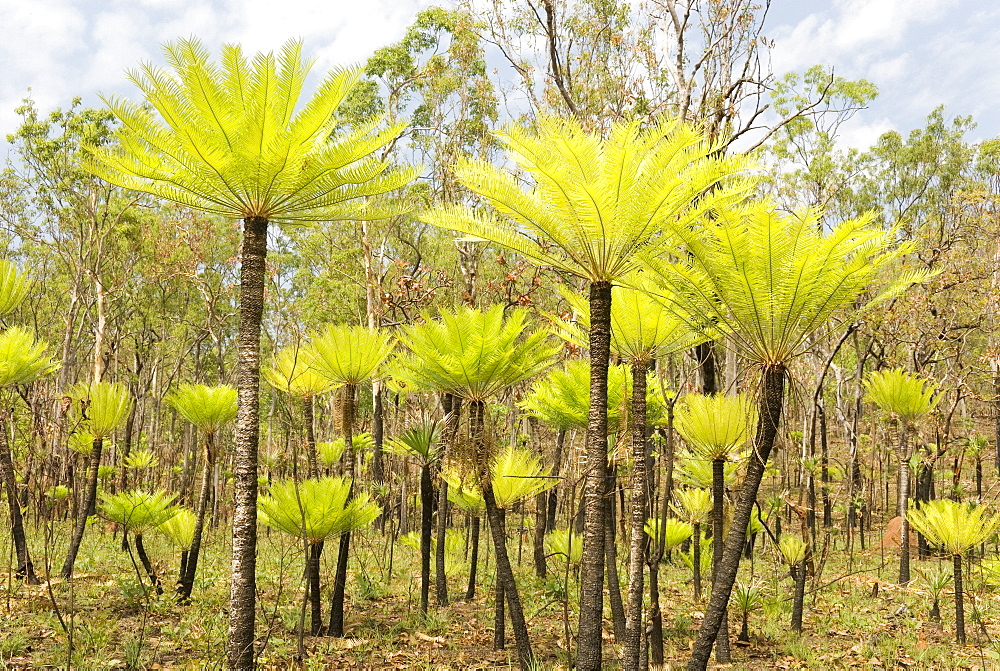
[0,327,59,388]
[307,324,394,386]
[167,383,238,434]
[906,499,1000,556]
[864,368,939,421]
[675,393,757,460]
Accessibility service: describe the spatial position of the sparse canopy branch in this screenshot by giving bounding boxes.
[85,37,414,668]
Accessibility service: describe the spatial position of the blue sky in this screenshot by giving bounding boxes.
[2,0,997,151]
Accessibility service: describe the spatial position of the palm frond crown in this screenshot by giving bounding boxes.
[420,115,752,282]
[85,38,415,224]
[642,202,930,366]
[396,305,559,402]
[864,368,939,422]
[167,383,238,434]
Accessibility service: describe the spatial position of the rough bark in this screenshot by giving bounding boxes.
[711,458,731,662]
[577,281,611,671]
[954,553,966,644]
[228,215,268,670]
[623,359,649,671]
[179,431,215,602]
[135,533,162,594]
[420,463,434,615]
[329,383,356,637]
[687,364,786,670]
[62,436,103,579]
[466,515,480,600]
[471,398,532,669]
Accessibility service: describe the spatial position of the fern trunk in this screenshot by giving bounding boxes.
[329,383,356,637]
[623,359,649,671]
[228,215,268,670]
[62,436,103,579]
[0,411,37,583]
[179,431,214,602]
[688,364,786,670]
[712,457,731,662]
[577,281,611,671]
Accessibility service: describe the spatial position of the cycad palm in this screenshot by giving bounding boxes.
[306,324,393,636]
[907,499,1000,643]
[99,489,179,593]
[266,344,338,479]
[0,324,59,584]
[641,201,925,669]
[550,279,708,668]
[387,422,440,615]
[396,305,558,669]
[676,393,755,655]
[62,381,132,579]
[85,38,413,667]
[864,368,938,583]
[259,476,380,636]
[444,446,556,610]
[166,383,238,601]
[422,117,749,670]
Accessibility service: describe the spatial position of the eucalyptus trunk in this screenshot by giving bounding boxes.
[688,364,786,670]
[533,492,547,578]
[577,281,611,671]
[62,436,104,579]
[791,558,806,632]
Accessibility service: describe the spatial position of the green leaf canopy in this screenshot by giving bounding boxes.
[395,305,559,402]
[167,383,238,434]
[85,38,415,224]
[641,202,928,367]
[258,476,380,544]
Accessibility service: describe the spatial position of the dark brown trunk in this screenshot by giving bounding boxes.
[712,458,731,662]
[308,542,323,634]
[547,428,565,532]
[623,359,649,671]
[436,393,460,606]
[62,436,103,578]
[687,364,786,670]
[179,431,215,602]
[228,215,268,670]
[577,281,611,671]
[605,494,626,643]
[791,559,806,632]
[329,383,356,637]
[419,463,433,614]
[135,532,162,594]
[469,398,532,669]
[495,508,506,650]
[0,411,37,583]
[483,481,532,669]
[954,553,966,644]
[533,492,547,578]
[466,515,480,600]
[692,522,702,600]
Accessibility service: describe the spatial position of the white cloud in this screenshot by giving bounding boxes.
[0,0,434,146]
